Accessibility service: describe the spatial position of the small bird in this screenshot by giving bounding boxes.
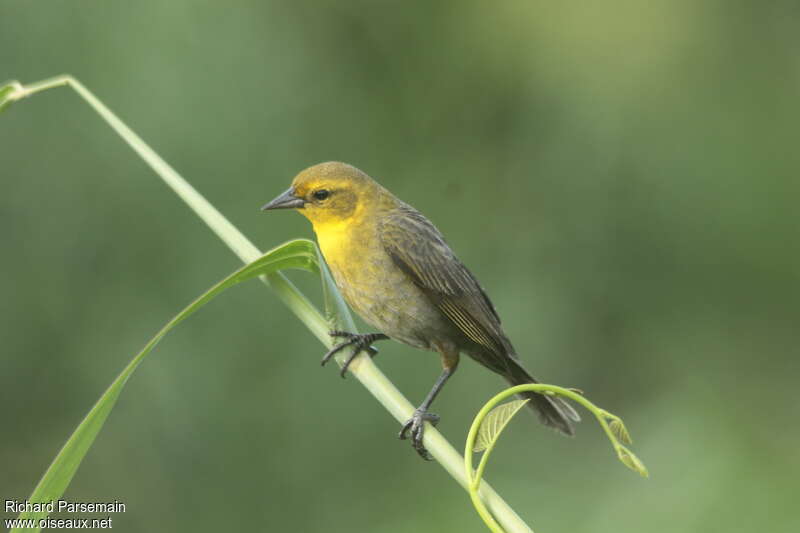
[262,162,579,459]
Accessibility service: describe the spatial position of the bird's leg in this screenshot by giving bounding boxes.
[399,349,459,460]
[322,331,389,378]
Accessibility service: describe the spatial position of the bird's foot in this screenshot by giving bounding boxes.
[399,408,440,460]
[321,331,389,378]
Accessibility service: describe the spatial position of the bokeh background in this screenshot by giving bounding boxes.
[2,1,798,531]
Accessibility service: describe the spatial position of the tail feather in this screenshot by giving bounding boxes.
[505,359,580,436]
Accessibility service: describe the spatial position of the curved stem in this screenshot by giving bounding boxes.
[465,384,647,532]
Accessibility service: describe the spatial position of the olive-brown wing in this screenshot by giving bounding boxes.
[379,206,516,368]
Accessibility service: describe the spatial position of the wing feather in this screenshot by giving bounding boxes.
[379,205,514,361]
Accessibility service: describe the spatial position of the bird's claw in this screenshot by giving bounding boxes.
[321,331,386,378]
[399,408,440,460]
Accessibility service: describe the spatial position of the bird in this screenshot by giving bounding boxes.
[262,161,579,459]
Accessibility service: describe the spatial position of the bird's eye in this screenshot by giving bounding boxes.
[312,189,330,201]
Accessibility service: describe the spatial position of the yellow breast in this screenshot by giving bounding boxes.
[313,218,360,272]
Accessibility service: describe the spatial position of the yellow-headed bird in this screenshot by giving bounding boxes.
[262,162,579,458]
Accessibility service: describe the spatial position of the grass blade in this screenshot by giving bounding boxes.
[7,75,535,533]
[11,240,319,532]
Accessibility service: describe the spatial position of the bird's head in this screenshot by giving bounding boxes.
[261,161,381,227]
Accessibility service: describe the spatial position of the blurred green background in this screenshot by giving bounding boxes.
[2,1,798,531]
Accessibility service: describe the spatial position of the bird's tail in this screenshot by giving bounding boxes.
[504,358,580,436]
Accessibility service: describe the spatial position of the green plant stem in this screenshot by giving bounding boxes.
[465,385,647,532]
[9,75,533,533]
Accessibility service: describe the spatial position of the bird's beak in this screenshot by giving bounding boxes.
[261,188,305,211]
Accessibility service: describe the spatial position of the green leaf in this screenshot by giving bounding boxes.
[12,239,319,532]
[0,80,22,113]
[473,399,529,453]
[609,418,633,445]
[617,446,649,478]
